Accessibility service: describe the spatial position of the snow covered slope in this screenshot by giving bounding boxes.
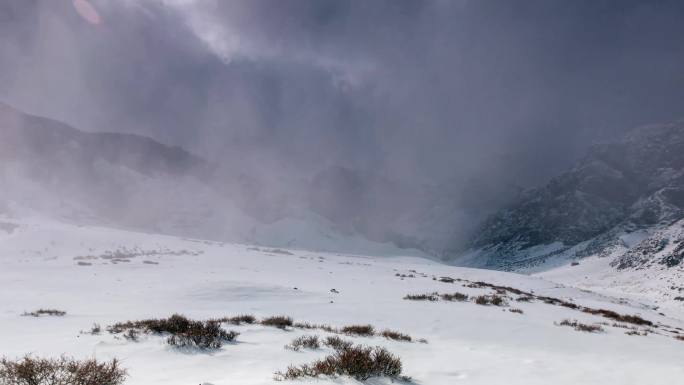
[2,217,684,384]
[461,120,684,270]
[537,218,684,319]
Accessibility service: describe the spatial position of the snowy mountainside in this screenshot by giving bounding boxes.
[538,218,684,317]
[460,120,684,273]
[1,217,684,384]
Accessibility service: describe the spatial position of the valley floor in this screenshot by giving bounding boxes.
[1,218,683,384]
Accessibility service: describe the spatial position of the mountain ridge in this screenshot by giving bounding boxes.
[460,119,684,271]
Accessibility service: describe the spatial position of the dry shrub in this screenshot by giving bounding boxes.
[275,345,403,381]
[489,295,507,306]
[261,316,293,329]
[557,319,604,333]
[293,322,336,333]
[0,356,126,385]
[381,330,412,342]
[324,336,353,351]
[474,295,507,306]
[293,321,316,329]
[167,322,238,349]
[581,308,653,326]
[559,301,579,310]
[625,330,647,336]
[220,315,256,325]
[80,323,101,336]
[22,309,66,317]
[340,325,375,337]
[285,335,321,351]
[108,314,238,349]
[403,293,438,301]
[123,329,139,342]
[440,292,469,302]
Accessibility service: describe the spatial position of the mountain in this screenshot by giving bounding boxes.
[0,102,241,235]
[0,103,427,256]
[0,103,207,176]
[461,120,684,271]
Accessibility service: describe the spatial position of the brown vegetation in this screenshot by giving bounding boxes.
[0,356,126,385]
[261,316,294,330]
[22,309,66,317]
[275,345,403,381]
[381,330,412,342]
[557,319,604,333]
[108,314,239,349]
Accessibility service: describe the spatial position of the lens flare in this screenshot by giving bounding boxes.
[73,0,101,25]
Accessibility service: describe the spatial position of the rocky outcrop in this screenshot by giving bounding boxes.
[463,120,684,270]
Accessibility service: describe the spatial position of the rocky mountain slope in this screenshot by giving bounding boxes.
[461,120,684,271]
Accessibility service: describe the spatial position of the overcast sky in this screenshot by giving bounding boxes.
[2,0,684,188]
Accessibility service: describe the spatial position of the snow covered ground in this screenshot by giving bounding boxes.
[537,251,684,320]
[537,220,684,320]
[2,217,684,384]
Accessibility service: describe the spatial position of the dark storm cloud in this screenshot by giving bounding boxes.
[2,0,684,187]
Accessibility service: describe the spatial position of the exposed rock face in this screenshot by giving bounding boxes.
[464,120,684,270]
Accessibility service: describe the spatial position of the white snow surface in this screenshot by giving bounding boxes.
[2,217,684,384]
[537,224,684,320]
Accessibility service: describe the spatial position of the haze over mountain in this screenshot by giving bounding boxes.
[0,102,510,255]
[2,0,684,261]
[461,120,684,270]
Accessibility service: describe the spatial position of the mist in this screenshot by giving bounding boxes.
[2,0,684,253]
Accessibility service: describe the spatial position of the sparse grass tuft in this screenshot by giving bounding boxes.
[323,336,353,351]
[625,330,647,336]
[0,356,126,385]
[285,335,321,351]
[557,319,604,333]
[80,323,102,335]
[123,329,139,342]
[22,309,66,317]
[293,322,337,333]
[403,293,438,301]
